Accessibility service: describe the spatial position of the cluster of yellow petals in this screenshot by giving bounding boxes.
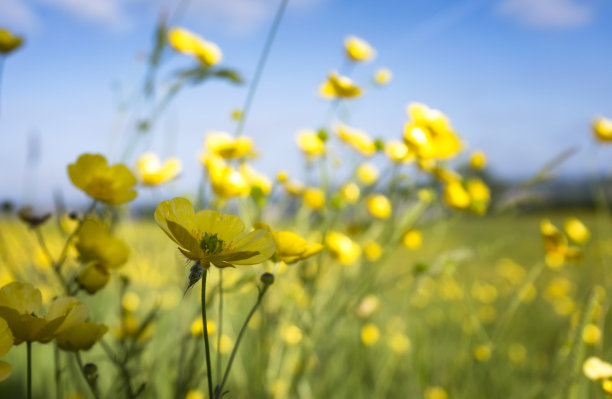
[356,163,379,185]
[255,224,324,264]
[403,103,462,161]
[325,231,361,265]
[303,188,326,210]
[240,164,272,196]
[584,356,612,394]
[336,123,376,156]
[366,194,392,219]
[202,154,250,198]
[470,150,487,170]
[0,317,12,381]
[443,178,490,215]
[319,71,362,99]
[136,153,182,186]
[540,218,587,268]
[205,132,254,160]
[344,36,376,62]
[593,116,612,142]
[0,28,23,55]
[68,154,138,205]
[168,27,222,66]
[340,182,360,204]
[385,140,414,163]
[296,130,326,158]
[374,68,392,86]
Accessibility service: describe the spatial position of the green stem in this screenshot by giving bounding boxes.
[216,269,223,381]
[55,200,97,272]
[233,0,290,137]
[214,283,270,398]
[75,352,100,399]
[201,268,214,399]
[54,344,62,399]
[27,341,32,399]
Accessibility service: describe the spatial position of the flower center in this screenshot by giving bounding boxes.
[200,233,224,255]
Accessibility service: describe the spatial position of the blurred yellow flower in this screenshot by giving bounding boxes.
[56,321,108,351]
[155,197,275,268]
[296,130,325,158]
[276,170,289,183]
[77,263,110,294]
[541,219,583,267]
[361,323,380,346]
[356,295,379,317]
[190,317,215,337]
[584,357,612,380]
[319,71,362,99]
[0,28,23,55]
[240,164,272,196]
[303,188,325,210]
[385,140,414,163]
[136,153,181,186]
[356,163,379,186]
[443,181,470,209]
[564,217,590,244]
[215,334,233,354]
[0,317,13,381]
[582,324,602,345]
[363,241,382,261]
[68,154,137,205]
[281,324,303,346]
[402,229,422,249]
[340,182,360,204]
[367,194,392,219]
[205,132,254,159]
[122,292,140,312]
[470,150,487,170]
[388,332,411,354]
[326,231,361,265]
[168,27,222,66]
[203,155,250,198]
[374,68,392,85]
[474,344,492,362]
[261,227,323,264]
[424,386,448,399]
[185,390,205,399]
[0,282,88,344]
[467,178,490,215]
[76,218,129,269]
[337,123,376,156]
[593,117,612,142]
[344,36,375,62]
[404,103,461,160]
[507,343,526,364]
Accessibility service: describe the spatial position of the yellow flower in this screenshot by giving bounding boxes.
[361,323,380,346]
[336,123,376,156]
[154,197,275,268]
[270,230,323,264]
[76,218,129,268]
[240,164,272,196]
[593,117,612,142]
[56,321,108,351]
[582,324,602,345]
[344,36,375,62]
[326,231,361,265]
[0,317,13,381]
[541,219,583,266]
[363,241,382,261]
[443,181,470,209]
[168,27,222,66]
[186,390,205,399]
[507,343,526,364]
[77,263,110,294]
[204,132,254,159]
[0,282,88,344]
[470,150,487,170]
[215,334,233,354]
[467,178,490,215]
[281,324,303,346]
[374,68,392,85]
[319,71,362,99]
[303,188,325,210]
[564,217,590,244]
[276,171,289,183]
[340,182,360,204]
[68,154,137,205]
[296,130,325,158]
[474,344,492,362]
[385,140,414,163]
[402,230,422,250]
[367,194,392,219]
[403,103,462,160]
[136,153,181,186]
[0,28,23,55]
[424,387,448,399]
[190,317,215,337]
[584,357,612,380]
[356,163,379,186]
[202,155,250,198]
[388,332,411,354]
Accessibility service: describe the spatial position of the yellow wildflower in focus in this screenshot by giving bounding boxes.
[68,154,137,205]
[56,321,108,352]
[319,71,362,99]
[185,390,205,399]
[0,282,88,344]
[0,317,13,381]
[363,241,382,261]
[215,334,233,354]
[564,217,590,244]
[402,230,422,249]
[470,150,487,170]
[582,324,602,345]
[168,27,222,66]
[361,323,380,346]
[136,153,181,186]
[303,188,325,210]
[374,68,392,85]
[404,102,462,160]
[337,123,376,156]
[0,28,23,55]
[388,332,411,354]
[385,140,414,163]
[474,344,492,362]
[356,163,379,186]
[444,181,470,209]
[190,317,215,337]
[281,324,303,346]
[340,182,360,204]
[240,164,272,196]
[326,231,361,265]
[344,36,375,62]
[367,194,391,219]
[154,197,275,268]
[584,357,612,380]
[205,132,254,159]
[424,386,448,399]
[296,130,325,158]
[593,117,612,142]
[508,343,526,364]
[467,178,490,215]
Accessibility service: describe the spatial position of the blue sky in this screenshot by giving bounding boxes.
[1,0,611,206]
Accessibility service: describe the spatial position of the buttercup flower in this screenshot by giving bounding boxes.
[340,182,360,204]
[470,151,487,170]
[363,241,382,261]
[402,230,422,249]
[385,140,414,163]
[541,219,583,268]
[367,194,392,219]
[403,103,462,160]
[443,181,470,209]
[564,217,590,244]
[374,68,392,85]
[0,282,88,344]
[56,322,108,352]
[296,130,325,158]
[593,117,612,142]
[325,231,361,265]
[204,132,254,159]
[584,357,612,380]
[136,153,182,186]
[0,317,12,381]
[240,164,272,196]
[68,154,137,205]
[168,27,222,66]
[255,224,323,264]
[154,197,275,268]
[319,71,362,99]
[356,163,379,186]
[0,28,23,55]
[336,123,376,156]
[344,36,375,62]
[202,155,250,198]
[466,178,490,215]
[303,188,325,210]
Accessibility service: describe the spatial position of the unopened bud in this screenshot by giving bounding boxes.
[260,273,274,286]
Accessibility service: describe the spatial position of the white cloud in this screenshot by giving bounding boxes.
[498,0,594,28]
[0,0,40,31]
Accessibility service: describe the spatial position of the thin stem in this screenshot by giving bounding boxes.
[201,268,214,399]
[75,352,100,399]
[214,283,271,398]
[0,56,4,120]
[54,344,62,399]
[27,341,32,399]
[216,269,223,381]
[233,0,290,137]
[55,200,97,272]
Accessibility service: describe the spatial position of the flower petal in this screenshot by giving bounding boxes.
[230,230,275,265]
[195,210,245,242]
[0,317,13,358]
[155,198,197,244]
[0,282,42,315]
[0,361,11,382]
